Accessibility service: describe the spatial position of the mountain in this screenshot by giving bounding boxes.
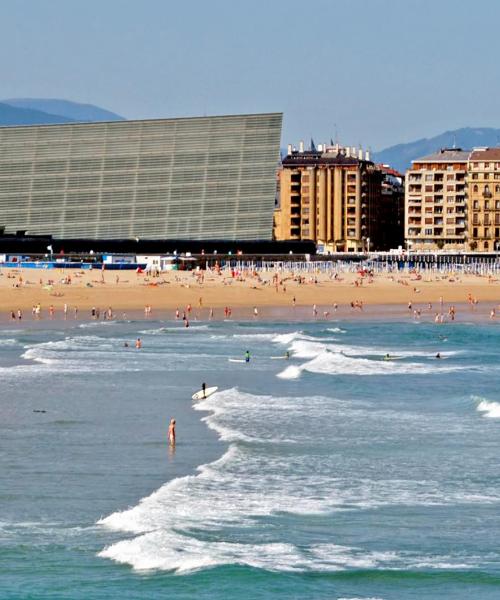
[3,98,125,122]
[0,102,75,126]
[373,127,500,173]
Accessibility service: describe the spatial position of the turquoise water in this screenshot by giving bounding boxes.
[1,318,500,599]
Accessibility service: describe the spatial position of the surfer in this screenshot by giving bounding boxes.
[168,418,176,446]
[384,353,391,360]
[285,351,290,360]
[202,382,206,398]
[436,352,442,359]
[245,350,250,363]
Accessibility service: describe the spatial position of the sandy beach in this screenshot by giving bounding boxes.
[1,265,500,322]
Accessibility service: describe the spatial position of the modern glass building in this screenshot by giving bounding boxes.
[0,113,282,240]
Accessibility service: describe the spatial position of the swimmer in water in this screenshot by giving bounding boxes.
[168,418,176,446]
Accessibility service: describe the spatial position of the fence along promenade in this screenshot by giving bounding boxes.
[217,256,500,276]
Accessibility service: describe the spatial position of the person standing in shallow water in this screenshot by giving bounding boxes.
[168,418,176,446]
[245,350,250,363]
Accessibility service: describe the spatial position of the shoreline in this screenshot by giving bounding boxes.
[0,302,497,326]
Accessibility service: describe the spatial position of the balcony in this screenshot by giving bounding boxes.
[483,191,493,198]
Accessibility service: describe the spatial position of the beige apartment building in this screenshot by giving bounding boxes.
[405,149,468,251]
[467,148,500,252]
[274,143,402,252]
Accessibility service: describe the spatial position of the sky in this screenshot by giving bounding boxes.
[1,0,499,150]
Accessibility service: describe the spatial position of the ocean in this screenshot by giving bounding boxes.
[1,317,500,599]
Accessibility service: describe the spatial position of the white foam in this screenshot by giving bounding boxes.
[98,387,498,573]
[277,365,302,380]
[475,397,500,418]
[272,331,304,344]
[0,338,18,347]
[278,347,466,379]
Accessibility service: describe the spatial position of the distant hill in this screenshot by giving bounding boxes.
[373,127,500,173]
[3,98,125,122]
[0,101,75,126]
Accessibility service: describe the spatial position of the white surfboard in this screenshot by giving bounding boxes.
[228,358,246,363]
[192,386,218,400]
[270,356,289,360]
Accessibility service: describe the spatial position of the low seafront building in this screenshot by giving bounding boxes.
[273,142,403,252]
[0,113,282,241]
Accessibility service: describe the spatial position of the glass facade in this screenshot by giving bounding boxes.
[0,113,282,240]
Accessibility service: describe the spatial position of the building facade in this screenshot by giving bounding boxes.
[405,149,468,251]
[0,113,282,240]
[274,143,403,252]
[467,148,500,252]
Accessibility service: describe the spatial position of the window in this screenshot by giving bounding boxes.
[485,228,490,237]
[472,173,478,180]
[424,228,433,235]
[484,241,490,250]
[485,200,490,210]
[473,200,479,209]
[425,185,433,192]
[473,185,479,193]
[447,207,454,213]
[447,174,454,180]
[496,186,500,193]
[447,196,454,203]
[425,174,433,181]
[473,227,478,237]
[496,200,500,209]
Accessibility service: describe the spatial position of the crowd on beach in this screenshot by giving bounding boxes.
[2,259,500,323]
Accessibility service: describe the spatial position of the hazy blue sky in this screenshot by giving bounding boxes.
[1,0,498,149]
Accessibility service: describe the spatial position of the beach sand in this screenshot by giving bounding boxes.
[1,266,500,322]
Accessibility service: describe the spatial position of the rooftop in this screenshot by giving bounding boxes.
[469,148,500,161]
[412,148,470,164]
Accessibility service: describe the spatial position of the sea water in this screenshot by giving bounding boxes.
[1,318,500,599]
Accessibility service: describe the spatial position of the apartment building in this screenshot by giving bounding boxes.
[405,149,468,251]
[467,148,500,251]
[273,143,403,252]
